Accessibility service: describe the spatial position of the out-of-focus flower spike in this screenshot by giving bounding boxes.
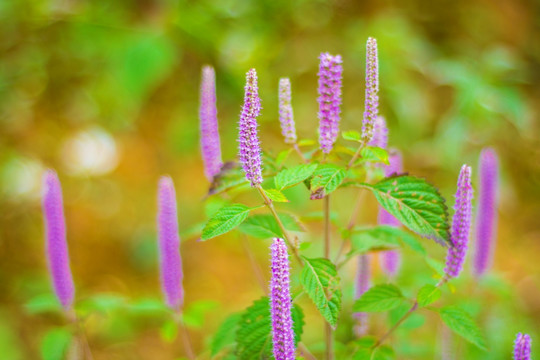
[199,65,223,181]
[42,169,75,310]
[157,176,184,310]
[317,53,343,154]
[279,78,297,145]
[362,37,379,143]
[513,333,532,360]
[353,254,371,337]
[473,148,499,277]
[270,238,296,360]
[444,165,473,278]
[368,116,388,149]
[238,69,263,186]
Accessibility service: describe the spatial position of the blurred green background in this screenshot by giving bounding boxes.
[1,0,539,359]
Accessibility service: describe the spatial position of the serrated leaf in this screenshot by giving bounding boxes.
[274,163,318,190]
[364,175,450,246]
[300,257,341,327]
[263,188,289,202]
[310,165,346,199]
[342,130,362,142]
[201,204,251,240]
[360,146,389,164]
[417,284,441,307]
[275,148,293,167]
[438,306,487,350]
[347,225,425,256]
[235,297,304,359]
[211,313,242,356]
[24,293,62,315]
[40,328,72,360]
[353,284,404,312]
[239,213,304,239]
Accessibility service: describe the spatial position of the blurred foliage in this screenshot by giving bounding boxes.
[1,0,539,359]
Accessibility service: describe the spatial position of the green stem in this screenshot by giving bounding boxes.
[175,312,196,360]
[323,194,334,360]
[347,140,366,169]
[293,143,308,163]
[67,310,94,360]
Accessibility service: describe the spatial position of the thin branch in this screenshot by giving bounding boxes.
[175,313,196,360]
[293,143,308,163]
[347,141,366,169]
[241,235,268,295]
[67,310,93,360]
[323,194,334,360]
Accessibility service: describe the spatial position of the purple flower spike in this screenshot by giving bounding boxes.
[514,333,532,360]
[317,52,343,154]
[270,238,296,360]
[42,170,75,310]
[367,116,388,149]
[473,148,499,277]
[279,78,297,145]
[444,165,473,278]
[362,37,379,143]
[354,254,371,337]
[200,66,223,181]
[157,176,184,310]
[238,69,263,186]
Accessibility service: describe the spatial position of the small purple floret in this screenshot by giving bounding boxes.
[367,116,388,149]
[514,333,532,360]
[317,53,343,154]
[279,78,297,145]
[270,238,296,360]
[238,69,263,186]
[354,254,371,337]
[42,170,75,310]
[362,37,379,143]
[157,176,184,310]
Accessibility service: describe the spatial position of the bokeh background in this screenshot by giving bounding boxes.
[1,0,539,359]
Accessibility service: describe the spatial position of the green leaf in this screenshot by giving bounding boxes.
[353,284,404,312]
[365,175,450,246]
[438,306,487,350]
[263,188,289,202]
[297,139,316,147]
[361,146,389,164]
[129,298,169,314]
[40,328,72,360]
[183,300,220,329]
[300,257,341,327]
[211,313,242,356]
[160,319,178,342]
[342,130,362,142]
[24,293,62,315]
[239,213,304,239]
[354,338,394,360]
[417,284,441,307]
[348,227,401,254]
[77,294,126,315]
[201,204,252,240]
[274,163,318,190]
[235,297,304,359]
[310,164,346,199]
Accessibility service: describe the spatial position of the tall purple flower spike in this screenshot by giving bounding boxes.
[157,176,184,310]
[354,254,371,337]
[270,238,296,360]
[473,148,499,277]
[317,52,343,154]
[199,66,223,181]
[367,116,388,149]
[279,78,297,145]
[514,333,532,360]
[379,150,403,277]
[42,170,75,310]
[362,37,379,143]
[444,165,473,278]
[238,69,263,186]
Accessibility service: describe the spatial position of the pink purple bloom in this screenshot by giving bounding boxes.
[157,176,184,310]
[362,37,379,143]
[473,148,499,277]
[279,78,297,144]
[238,69,263,186]
[317,53,343,154]
[354,254,371,337]
[514,333,531,360]
[199,66,223,181]
[42,170,75,310]
[270,238,295,360]
[367,116,388,149]
[444,165,473,278]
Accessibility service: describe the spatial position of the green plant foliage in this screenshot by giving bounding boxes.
[211,313,242,357]
[183,300,220,328]
[353,284,404,312]
[360,146,389,165]
[310,164,346,199]
[263,188,289,202]
[239,213,304,239]
[417,285,441,307]
[300,257,341,328]
[24,293,62,315]
[160,319,178,343]
[364,175,450,246]
[235,297,304,359]
[40,328,72,360]
[342,130,362,142]
[274,163,318,190]
[437,306,487,350]
[201,204,252,240]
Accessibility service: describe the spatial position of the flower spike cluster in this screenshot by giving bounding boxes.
[270,238,296,360]
[317,53,343,154]
[368,116,388,149]
[199,66,223,181]
[514,333,532,360]
[473,148,499,277]
[157,176,184,310]
[238,69,263,186]
[278,78,297,144]
[354,254,371,337]
[42,170,75,310]
[362,37,379,143]
[444,165,473,278]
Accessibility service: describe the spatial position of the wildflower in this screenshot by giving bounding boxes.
[362,37,379,143]
[317,53,343,154]
[513,333,532,360]
[279,78,297,145]
[354,254,371,336]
